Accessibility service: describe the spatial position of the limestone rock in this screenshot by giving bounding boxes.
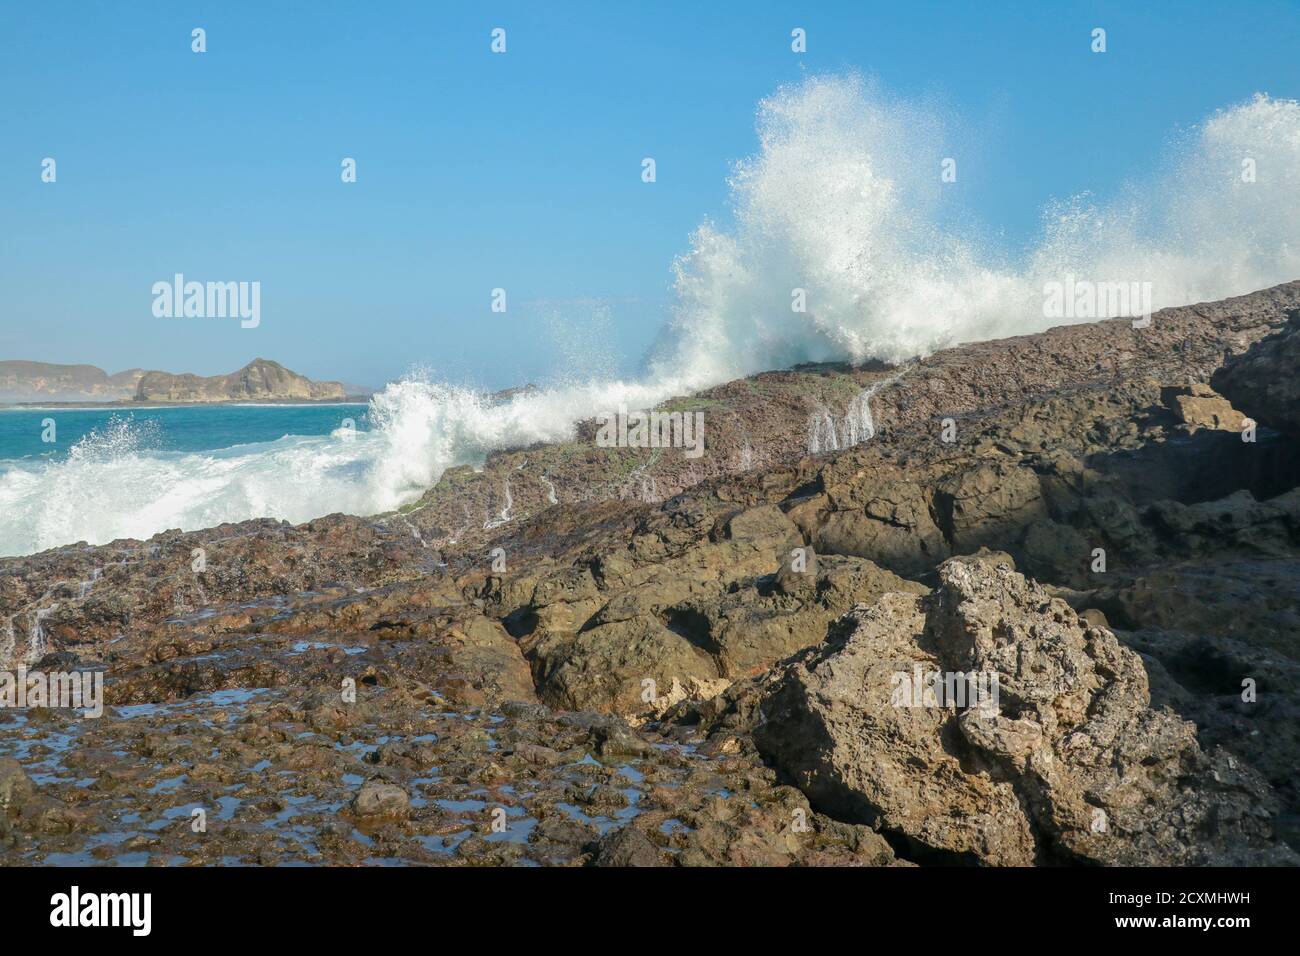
[755,559,1295,865]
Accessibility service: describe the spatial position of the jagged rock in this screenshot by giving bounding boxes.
[936,463,1048,554]
[556,711,655,758]
[513,503,814,714]
[0,756,82,835]
[530,616,721,714]
[804,469,950,575]
[755,589,1038,865]
[1213,308,1300,434]
[511,743,562,767]
[755,558,1296,865]
[669,554,925,679]
[590,825,669,867]
[1165,383,1246,431]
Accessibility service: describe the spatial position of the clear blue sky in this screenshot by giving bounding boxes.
[2,1,1297,390]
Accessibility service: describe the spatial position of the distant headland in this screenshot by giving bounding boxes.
[0,358,373,406]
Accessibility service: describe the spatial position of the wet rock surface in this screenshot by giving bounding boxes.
[0,687,893,866]
[4,281,1300,865]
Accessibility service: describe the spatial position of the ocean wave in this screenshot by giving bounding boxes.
[3,76,1298,557]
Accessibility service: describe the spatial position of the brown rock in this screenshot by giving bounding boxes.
[135,358,347,403]
[755,559,1296,865]
[1213,308,1300,433]
[350,780,410,819]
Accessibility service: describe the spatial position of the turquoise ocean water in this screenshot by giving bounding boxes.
[0,404,373,557]
[0,404,369,462]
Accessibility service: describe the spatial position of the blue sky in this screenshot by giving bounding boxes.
[2,1,1297,390]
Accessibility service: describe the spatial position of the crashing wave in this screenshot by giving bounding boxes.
[4,79,1300,555]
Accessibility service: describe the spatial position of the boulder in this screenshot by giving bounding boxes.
[1164,383,1246,431]
[350,780,410,819]
[755,557,1296,865]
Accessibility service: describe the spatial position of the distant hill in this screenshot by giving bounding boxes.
[0,358,363,404]
[0,361,144,402]
[134,359,349,403]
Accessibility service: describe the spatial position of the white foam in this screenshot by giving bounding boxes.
[3,77,1298,557]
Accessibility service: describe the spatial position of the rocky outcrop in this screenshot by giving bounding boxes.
[755,556,1294,865]
[1213,308,1300,434]
[1164,383,1248,431]
[134,358,347,403]
[5,281,1300,866]
[400,280,1300,558]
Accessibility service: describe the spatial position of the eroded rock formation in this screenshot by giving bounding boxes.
[755,555,1292,865]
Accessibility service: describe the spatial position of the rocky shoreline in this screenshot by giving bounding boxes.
[3,282,1300,866]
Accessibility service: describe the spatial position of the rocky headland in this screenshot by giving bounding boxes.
[3,282,1300,866]
[0,358,361,405]
[133,358,349,404]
